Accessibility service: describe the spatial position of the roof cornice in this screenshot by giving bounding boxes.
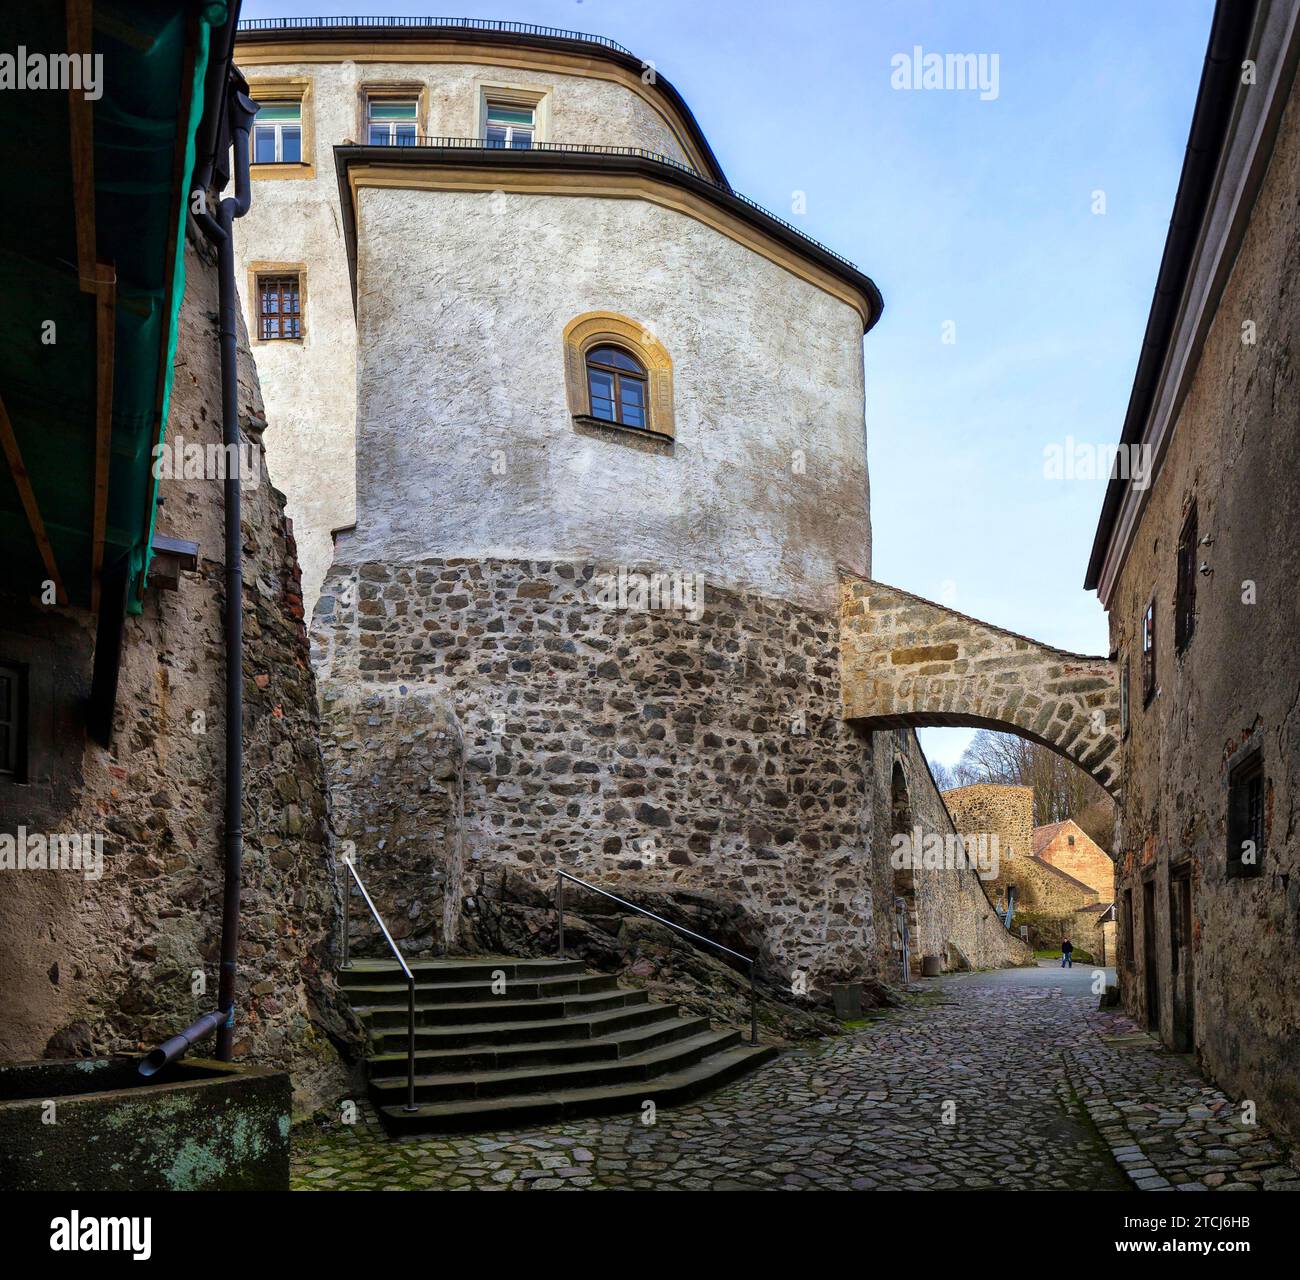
[1086,0,1300,600]
[333,142,884,332]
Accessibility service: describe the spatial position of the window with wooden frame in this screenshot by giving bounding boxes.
[253,102,302,164]
[1175,502,1198,653]
[586,347,648,429]
[1141,597,1156,706]
[0,662,27,780]
[1226,745,1265,878]
[367,98,419,146]
[257,274,302,341]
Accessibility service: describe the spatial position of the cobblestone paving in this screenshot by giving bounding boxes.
[292,964,1300,1191]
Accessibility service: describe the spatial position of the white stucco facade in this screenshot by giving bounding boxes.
[232,42,715,614]
[346,186,871,609]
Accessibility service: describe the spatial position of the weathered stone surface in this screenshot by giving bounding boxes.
[313,558,1029,997]
[0,235,359,1115]
[841,579,1121,794]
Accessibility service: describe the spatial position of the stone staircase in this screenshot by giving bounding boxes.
[339,956,777,1133]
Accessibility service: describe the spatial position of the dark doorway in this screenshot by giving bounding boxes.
[1142,878,1160,1031]
[1169,866,1194,1051]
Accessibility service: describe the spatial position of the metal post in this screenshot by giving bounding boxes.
[340,860,351,970]
[556,872,565,958]
[404,975,417,1113]
[749,965,758,1046]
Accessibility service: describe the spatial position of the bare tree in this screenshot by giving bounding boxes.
[948,729,1114,844]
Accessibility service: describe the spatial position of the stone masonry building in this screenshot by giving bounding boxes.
[234,16,1033,997]
[1084,0,1300,1140]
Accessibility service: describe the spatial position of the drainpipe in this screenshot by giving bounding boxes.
[212,78,257,1062]
[139,71,256,1075]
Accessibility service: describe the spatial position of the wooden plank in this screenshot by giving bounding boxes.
[0,392,67,606]
[89,267,116,613]
[65,0,96,284]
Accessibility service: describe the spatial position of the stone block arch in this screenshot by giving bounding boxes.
[841,579,1121,796]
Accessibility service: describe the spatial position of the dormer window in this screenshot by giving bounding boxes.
[368,99,418,146]
[253,103,302,164]
[485,100,534,149]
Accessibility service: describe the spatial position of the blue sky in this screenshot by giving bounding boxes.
[240,0,1215,765]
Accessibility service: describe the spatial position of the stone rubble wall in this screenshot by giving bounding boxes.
[884,737,1034,973]
[312,556,1028,991]
[318,682,465,955]
[0,234,358,1115]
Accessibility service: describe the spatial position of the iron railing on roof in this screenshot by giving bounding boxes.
[361,135,863,274]
[235,15,635,57]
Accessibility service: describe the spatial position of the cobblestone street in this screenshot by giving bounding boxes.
[292,963,1300,1191]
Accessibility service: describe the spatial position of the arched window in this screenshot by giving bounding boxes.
[585,346,648,429]
[562,312,675,439]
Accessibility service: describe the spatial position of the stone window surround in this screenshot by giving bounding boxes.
[247,262,308,347]
[562,311,675,441]
[247,76,316,180]
[474,79,552,145]
[356,79,431,146]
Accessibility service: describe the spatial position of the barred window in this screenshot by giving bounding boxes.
[1175,502,1198,652]
[0,662,25,779]
[1141,598,1156,706]
[258,274,302,341]
[1227,747,1265,878]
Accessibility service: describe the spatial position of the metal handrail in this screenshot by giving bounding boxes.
[357,136,864,274]
[235,15,636,56]
[340,857,417,1112]
[556,870,758,1045]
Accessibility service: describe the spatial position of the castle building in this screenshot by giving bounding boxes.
[233,16,1026,991]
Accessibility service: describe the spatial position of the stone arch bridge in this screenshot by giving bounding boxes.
[840,580,1121,796]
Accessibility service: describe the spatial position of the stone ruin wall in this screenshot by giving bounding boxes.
[885,744,1033,974]
[941,783,1035,907]
[0,234,356,1115]
[313,555,1028,993]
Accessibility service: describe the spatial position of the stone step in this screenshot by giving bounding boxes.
[366,1001,681,1054]
[368,1028,742,1104]
[375,1044,778,1134]
[354,988,650,1029]
[338,958,585,987]
[367,1013,713,1076]
[339,973,619,1007]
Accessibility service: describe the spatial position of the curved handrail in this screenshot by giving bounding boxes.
[341,857,417,1111]
[555,869,758,1044]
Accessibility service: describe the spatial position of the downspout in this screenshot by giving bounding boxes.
[139,70,257,1074]
[211,76,256,1063]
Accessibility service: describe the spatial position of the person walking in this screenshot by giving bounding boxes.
[1061,938,1074,969]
